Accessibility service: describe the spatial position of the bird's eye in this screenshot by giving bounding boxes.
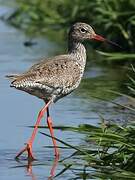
[80,28,86,33]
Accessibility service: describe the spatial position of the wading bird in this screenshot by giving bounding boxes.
[6,22,118,160]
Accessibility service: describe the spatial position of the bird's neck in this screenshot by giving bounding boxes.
[68,39,86,67]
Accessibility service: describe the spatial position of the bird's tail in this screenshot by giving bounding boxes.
[5,74,19,80]
[6,74,21,88]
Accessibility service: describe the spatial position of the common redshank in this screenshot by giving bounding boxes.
[6,22,117,160]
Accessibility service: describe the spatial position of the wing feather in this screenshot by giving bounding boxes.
[7,55,81,89]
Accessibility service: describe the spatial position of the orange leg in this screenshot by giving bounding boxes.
[47,107,59,158]
[15,100,52,160]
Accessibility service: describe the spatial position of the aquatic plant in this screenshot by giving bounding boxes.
[40,120,135,179]
[97,51,135,61]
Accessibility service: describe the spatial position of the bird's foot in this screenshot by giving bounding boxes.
[15,143,35,161]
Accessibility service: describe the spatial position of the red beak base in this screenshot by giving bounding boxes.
[92,34,106,42]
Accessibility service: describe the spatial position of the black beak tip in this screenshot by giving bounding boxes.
[106,39,122,49]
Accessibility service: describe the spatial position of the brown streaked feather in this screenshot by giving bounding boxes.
[8,55,81,89]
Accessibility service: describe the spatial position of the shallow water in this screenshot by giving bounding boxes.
[0,4,134,180]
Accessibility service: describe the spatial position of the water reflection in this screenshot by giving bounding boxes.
[15,156,59,179]
[9,148,75,180]
[49,156,59,178]
[15,159,37,180]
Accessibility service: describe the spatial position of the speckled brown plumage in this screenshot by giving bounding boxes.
[10,55,83,102]
[7,22,98,103]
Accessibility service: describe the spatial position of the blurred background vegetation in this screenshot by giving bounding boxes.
[6,0,135,55]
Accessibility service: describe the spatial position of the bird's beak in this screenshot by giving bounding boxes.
[92,34,105,42]
[92,34,121,48]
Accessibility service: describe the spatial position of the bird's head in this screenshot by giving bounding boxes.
[69,22,120,47]
[69,22,96,41]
